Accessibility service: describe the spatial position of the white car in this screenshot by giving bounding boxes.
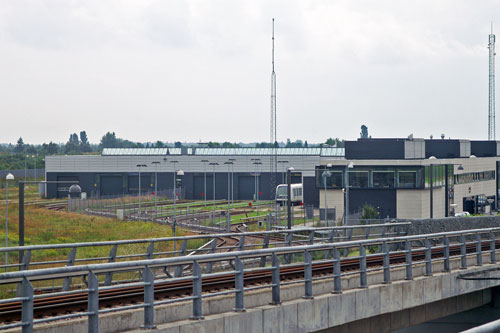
[454,212,471,217]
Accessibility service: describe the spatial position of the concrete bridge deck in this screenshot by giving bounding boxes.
[31,251,500,333]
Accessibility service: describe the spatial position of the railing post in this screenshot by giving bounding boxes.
[88,271,99,333]
[382,242,390,284]
[104,245,118,286]
[333,247,342,294]
[490,231,497,264]
[476,233,483,266]
[425,238,432,276]
[343,229,352,257]
[20,250,31,271]
[146,242,155,259]
[234,256,246,312]
[460,234,467,269]
[259,235,270,267]
[206,239,217,273]
[308,230,314,245]
[443,236,450,272]
[303,250,313,299]
[359,244,367,288]
[174,240,188,277]
[238,236,245,251]
[405,240,413,280]
[271,253,281,305]
[63,247,77,291]
[21,277,33,333]
[284,233,293,264]
[142,266,156,329]
[191,261,203,319]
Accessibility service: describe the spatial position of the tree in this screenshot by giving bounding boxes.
[42,142,59,155]
[174,141,182,148]
[14,137,25,153]
[325,138,335,146]
[65,133,81,154]
[100,132,119,148]
[79,131,92,152]
[154,141,164,148]
[304,140,308,148]
[360,125,369,139]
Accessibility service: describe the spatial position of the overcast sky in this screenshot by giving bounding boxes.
[0,1,498,145]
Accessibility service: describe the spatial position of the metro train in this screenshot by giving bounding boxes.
[275,183,303,205]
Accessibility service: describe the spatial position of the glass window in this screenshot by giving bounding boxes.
[398,171,417,188]
[349,171,368,188]
[373,171,394,188]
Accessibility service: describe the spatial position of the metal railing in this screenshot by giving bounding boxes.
[0,223,410,285]
[0,227,499,332]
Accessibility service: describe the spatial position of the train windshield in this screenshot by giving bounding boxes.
[276,185,287,197]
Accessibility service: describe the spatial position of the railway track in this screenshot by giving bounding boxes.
[0,240,489,324]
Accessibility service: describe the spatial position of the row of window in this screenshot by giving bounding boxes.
[316,165,447,189]
[454,171,495,185]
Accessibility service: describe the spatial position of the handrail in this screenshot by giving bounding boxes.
[0,226,498,332]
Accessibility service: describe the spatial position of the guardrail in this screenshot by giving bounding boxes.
[0,223,409,287]
[0,226,498,332]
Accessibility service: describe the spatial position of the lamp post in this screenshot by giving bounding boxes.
[278,160,289,184]
[209,162,219,223]
[34,153,38,180]
[287,167,294,229]
[173,169,184,253]
[201,160,209,205]
[151,161,160,215]
[228,158,236,205]
[24,155,28,180]
[4,173,14,269]
[224,161,233,232]
[345,162,354,225]
[322,164,332,226]
[136,164,147,218]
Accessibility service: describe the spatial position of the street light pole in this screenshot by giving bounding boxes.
[152,161,160,215]
[5,173,14,269]
[287,167,294,229]
[201,160,209,205]
[345,162,354,226]
[209,162,219,224]
[278,160,288,184]
[170,161,179,250]
[322,164,332,226]
[136,164,147,218]
[228,158,236,205]
[224,161,233,232]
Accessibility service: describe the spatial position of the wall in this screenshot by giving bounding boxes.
[406,215,500,235]
[320,189,344,222]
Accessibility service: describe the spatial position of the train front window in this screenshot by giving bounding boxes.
[276,186,287,197]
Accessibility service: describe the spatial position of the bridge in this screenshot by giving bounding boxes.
[1,224,500,332]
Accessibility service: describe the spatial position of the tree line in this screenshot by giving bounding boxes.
[0,131,345,170]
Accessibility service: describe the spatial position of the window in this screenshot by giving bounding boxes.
[349,171,368,188]
[373,171,394,188]
[398,171,417,188]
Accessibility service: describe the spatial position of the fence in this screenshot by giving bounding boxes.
[0,223,410,286]
[0,226,499,332]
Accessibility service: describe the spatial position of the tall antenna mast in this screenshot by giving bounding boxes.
[489,22,496,140]
[270,18,278,193]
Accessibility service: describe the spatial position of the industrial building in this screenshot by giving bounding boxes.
[319,138,500,222]
[45,147,345,207]
[45,138,500,220]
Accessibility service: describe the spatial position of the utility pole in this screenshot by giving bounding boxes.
[489,23,496,140]
[270,18,278,203]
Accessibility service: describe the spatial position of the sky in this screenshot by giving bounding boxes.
[0,0,498,145]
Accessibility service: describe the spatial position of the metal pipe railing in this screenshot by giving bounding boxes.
[0,226,495,333]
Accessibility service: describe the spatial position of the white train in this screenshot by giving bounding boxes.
[275,183,303,205]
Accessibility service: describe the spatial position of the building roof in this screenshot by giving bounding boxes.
[101,147,345,157]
